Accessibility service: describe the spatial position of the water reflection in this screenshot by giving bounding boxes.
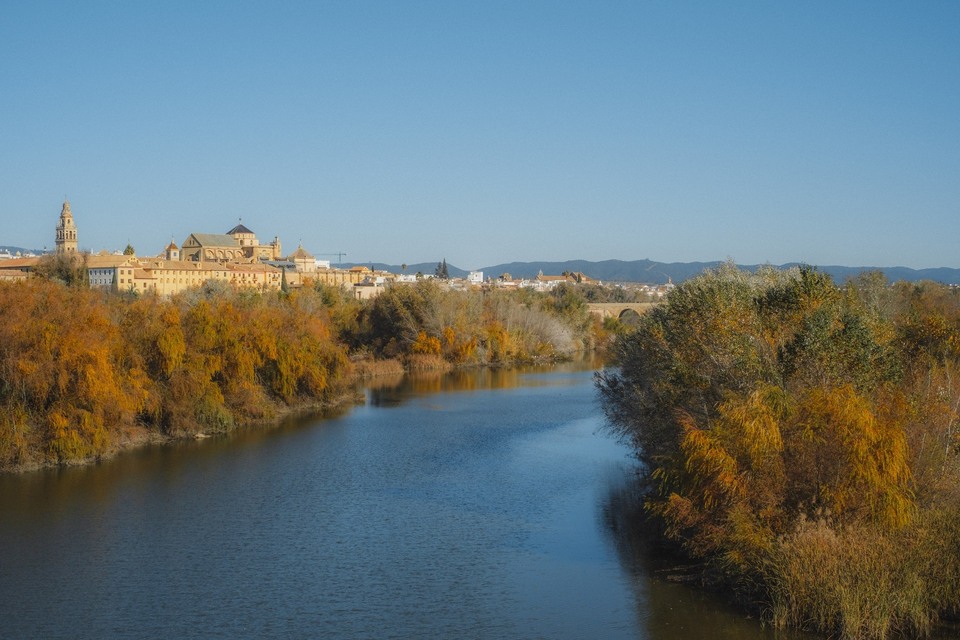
[0,360,825,640]
[601,473,813,640]
[368,357,602,408]
[0,404,352,527]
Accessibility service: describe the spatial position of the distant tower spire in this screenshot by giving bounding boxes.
[165,236,180,261]
[55,199,78,254]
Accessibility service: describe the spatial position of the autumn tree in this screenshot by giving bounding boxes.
[598,265,960,639]
[357,281,585,365]
[0,281,145,465]
[0,280,352,465]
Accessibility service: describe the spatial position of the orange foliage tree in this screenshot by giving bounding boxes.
[0,281,146,465]
[0,280,350,467]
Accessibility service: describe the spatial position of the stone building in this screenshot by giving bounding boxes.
[288,244,317,273]
[179,224,282,263]
[55,200,78,254]
[0,200,78,280]
[164,240,180,261]
[88,254,139,289]
[121,259,282,296]
[0,204,340,297]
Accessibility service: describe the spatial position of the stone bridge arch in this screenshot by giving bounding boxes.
[585,302,658,321]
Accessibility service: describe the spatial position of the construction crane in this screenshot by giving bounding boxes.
[316,252,348,265]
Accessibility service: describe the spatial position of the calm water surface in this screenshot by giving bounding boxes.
[0,365,801,639]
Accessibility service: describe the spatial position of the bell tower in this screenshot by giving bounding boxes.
[55,200,78,254]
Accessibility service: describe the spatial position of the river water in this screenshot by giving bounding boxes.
[0,364,802,639]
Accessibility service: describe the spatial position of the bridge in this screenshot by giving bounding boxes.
[585,302,658,320]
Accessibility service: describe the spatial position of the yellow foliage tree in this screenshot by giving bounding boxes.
[412,331,442,355]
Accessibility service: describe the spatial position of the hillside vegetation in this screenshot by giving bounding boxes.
[598,264,960,639]
[0,278,599,471]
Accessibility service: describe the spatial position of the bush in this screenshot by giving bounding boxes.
[358,282,588,365]
[598,265,960,638]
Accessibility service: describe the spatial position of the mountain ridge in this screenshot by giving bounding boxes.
[344,259,960,285]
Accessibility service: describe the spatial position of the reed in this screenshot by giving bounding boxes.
[767,510,960,639]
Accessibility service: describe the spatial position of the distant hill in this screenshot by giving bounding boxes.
[479,259,715,283]
[482,260,960,285]
[774,264,960,286]
[0,245,44,257]
[346,259,960,286]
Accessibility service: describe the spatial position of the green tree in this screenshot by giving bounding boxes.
[33,252,89,288]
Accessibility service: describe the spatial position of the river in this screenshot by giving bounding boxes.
[0,364,803,639]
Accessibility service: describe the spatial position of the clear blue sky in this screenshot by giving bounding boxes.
[2,1,958,269]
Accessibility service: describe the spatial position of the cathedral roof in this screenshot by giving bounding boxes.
[288,244,314,260]
[185,233,240,247]
[227,224,254,235]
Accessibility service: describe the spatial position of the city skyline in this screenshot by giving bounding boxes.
[2,2,958,270]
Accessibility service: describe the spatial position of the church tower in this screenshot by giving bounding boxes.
[55,200,78,254]
[165,239,180,261]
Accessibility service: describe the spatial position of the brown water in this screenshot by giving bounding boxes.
[0,364,806,639]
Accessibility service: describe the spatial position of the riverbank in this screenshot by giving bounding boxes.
[598,264,960,639]
[0,366,657,639]
[1,278,602,472]
[0,385,366,474]
[1,349,592,474]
